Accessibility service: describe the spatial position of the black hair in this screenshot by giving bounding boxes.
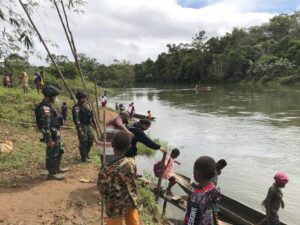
[140,119,151,126]
[112,131,131,153]
[148,110,151,113]
[171,148,180,157]
[194,156,216,180]
[217,159,227,168]
[63,102,66,105]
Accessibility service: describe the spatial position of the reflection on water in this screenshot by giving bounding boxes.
[110,85,300,225]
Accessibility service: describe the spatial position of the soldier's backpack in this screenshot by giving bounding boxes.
[35,103,43,130]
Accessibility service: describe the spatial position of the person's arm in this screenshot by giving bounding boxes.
[72,106,84,138]
[97,167,109,195]
[40,106,53,147]
[174,160,181,165]
[136,129,161,150]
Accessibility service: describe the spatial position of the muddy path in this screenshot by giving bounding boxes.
[0,164,102,225]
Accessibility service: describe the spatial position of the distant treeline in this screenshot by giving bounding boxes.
[2,12,299,88]
[134,12,300,85]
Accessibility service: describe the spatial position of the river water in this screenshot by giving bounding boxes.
[109,84,300,225]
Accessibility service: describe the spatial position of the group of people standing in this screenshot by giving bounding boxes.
[36,86,96,180]
[2,70,44,93]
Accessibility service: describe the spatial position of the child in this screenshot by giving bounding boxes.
[211,159,227,185]
[147,110,152,119]
[184,156,221,225]
[163,148,181,196]
[258,172,289,225]
[98,131,139,225]
[61,102,68,124]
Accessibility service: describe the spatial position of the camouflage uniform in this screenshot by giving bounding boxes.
[98,157,138,218]
[72,103,95,162]
[37,99,64,175]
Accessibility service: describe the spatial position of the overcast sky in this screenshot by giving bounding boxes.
[28,0,300,65]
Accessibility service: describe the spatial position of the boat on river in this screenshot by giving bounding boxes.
[140,173,287,225]
[133,112,156,121]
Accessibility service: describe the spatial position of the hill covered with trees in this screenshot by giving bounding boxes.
[134,12,300,85]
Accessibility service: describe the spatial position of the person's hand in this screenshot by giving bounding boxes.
[79,130,85,140]
[176,161,181,165]
[160,147,167,153]
[47,141,55,148]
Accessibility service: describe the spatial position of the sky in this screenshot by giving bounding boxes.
[27,0,300,65]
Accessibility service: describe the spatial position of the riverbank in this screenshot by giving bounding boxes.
[0,86,167,225]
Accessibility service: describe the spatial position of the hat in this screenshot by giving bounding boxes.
[42,85,60,97]
[274,172,289,185]
[76,90,87,100]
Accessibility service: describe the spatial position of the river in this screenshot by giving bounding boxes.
[109,84,300,225]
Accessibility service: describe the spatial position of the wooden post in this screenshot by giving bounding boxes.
[162,198,168,216]
[155,151,167,202]
[100,110,107,225]
[94,78,100,124]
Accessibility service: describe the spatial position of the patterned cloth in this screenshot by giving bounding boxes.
[163,156,175,180]
[98,157,138,218]
[36,99,64,174]
[184,182,221,225]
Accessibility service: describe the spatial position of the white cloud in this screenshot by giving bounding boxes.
[27,0,275,65]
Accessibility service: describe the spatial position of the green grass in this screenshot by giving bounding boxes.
[137,138,170,157]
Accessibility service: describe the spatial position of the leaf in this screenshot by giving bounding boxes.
[0,9,5,20]
[24,35,33,50]
[9,18,20,28]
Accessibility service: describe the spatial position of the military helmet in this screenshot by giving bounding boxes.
[76,90,87,100]
[42,85,60,97]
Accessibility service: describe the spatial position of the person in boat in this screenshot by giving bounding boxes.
[98,131,139,225]
[147,110,152,119]
[101,95,107,107]
[126,119,166,158]
[184,156,221,225]
[129,102,135,118]
[119,103,125,112]
[210,159,227,185]
[257,172,289,225]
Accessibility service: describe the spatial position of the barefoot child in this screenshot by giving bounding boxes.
[258,172,289,225]
[98,131,139,225]
[184,156,221,225]
[163,148,181,196]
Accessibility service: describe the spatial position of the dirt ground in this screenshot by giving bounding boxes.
[0,164,102,225]
[0,109,119,225]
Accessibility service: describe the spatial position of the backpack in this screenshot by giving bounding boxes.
[153,157,171,178]
[35,103,43,130]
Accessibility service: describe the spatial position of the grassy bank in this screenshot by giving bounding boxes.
[0,85,167,224]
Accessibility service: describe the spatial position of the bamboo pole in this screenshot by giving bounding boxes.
[100,110,107,225]
[54,0,102,137]
[156,151,167,202]
[18,0,76,104]
[94,78,100,123]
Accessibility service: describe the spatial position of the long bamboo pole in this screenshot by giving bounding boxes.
[18,0,76,104]
[94,78,100,123]
[54,0,102,137]
[101,110,107,225]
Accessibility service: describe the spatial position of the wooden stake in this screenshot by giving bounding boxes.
[94,78,100,123]
[100,110,107,225]
[156,151,167,202]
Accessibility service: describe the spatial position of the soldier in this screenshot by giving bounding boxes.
[72,91,95,162]
[36,85,65,180]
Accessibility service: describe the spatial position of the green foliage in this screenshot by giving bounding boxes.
[134,12,300,85]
